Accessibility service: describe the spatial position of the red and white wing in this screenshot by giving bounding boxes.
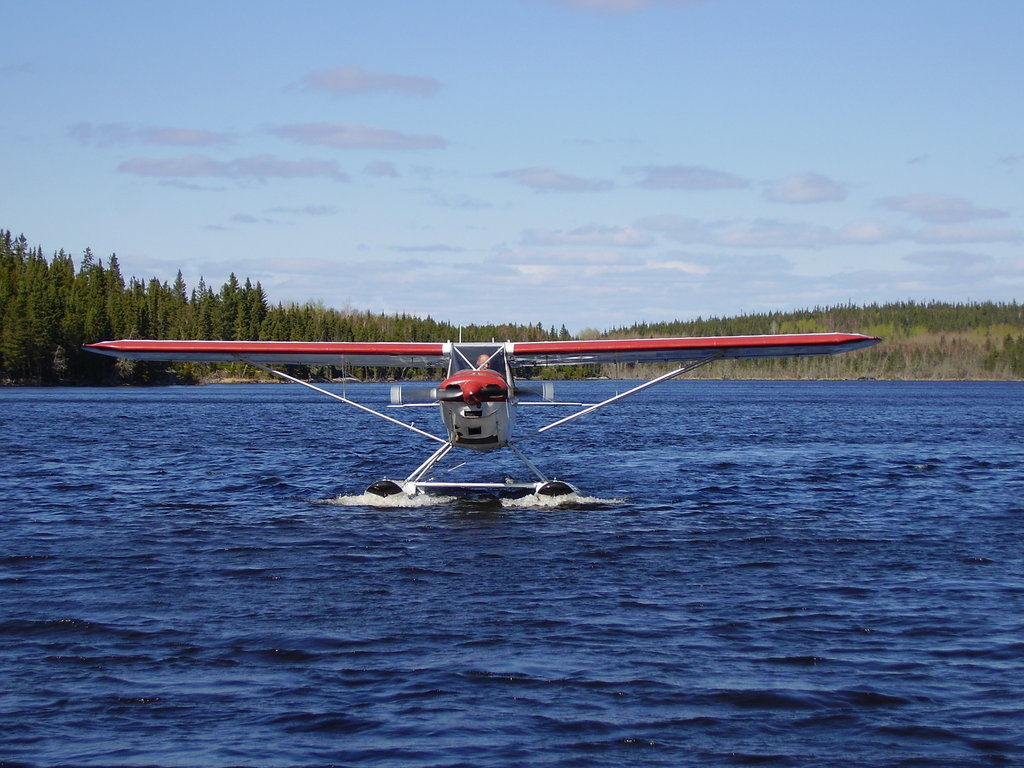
[86,333,881,368]
[85,339,449,367]
[509,333,880,366]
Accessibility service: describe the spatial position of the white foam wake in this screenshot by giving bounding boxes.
[317,492,456,508]
[313,490,624,509]
[500,492,625,509]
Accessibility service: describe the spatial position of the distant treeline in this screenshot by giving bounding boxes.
[2,229,1022,384]
[0,230,567,384]
[603,303,1024,380]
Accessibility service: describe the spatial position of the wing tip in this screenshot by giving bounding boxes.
[83,340,117,354]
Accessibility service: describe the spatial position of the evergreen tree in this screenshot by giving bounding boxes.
[2,228,1023,384]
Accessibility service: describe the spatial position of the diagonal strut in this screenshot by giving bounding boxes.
[514,356,720,443]
[240,358,448,445]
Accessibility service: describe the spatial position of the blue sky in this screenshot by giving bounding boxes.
[3,0,1022,331]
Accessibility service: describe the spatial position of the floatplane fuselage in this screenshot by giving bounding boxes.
[85,333,882,500]
[376,342,573,497]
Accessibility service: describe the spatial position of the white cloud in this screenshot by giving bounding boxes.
[816,258,1024,300]
[493,246,643,267]
[364,161,400,177]
[230,213,271,224]
[497,246,786,282]
[903,251,994,268]
[118,154,349,181]
[496,166,613,192]
[681,252,794,275]
[265,205,339,217]
[520,224,653,247]
[835,220,907,245]
[632,164,749,190]
[138,127,232,147]
[271,122,447,150]
[301,65,440,96]
[207,244,1024,332]
[639,215,910,248]
[511,263,562,282]
[914,224,1022,244]
[390,244,465,253]
[639,216,838,249]
[158,179,227,191]
[654,259,711,275]
[634,215,716,242]
[879,193,1008,223]
[714,219,836,248]
[421,189,492,209]
[474,248,811,325]
[764,173,847,203]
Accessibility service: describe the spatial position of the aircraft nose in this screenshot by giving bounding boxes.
[459,380,507,405]
[438,371,509,405]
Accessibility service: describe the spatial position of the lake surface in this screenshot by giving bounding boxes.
[2,380,1022,767]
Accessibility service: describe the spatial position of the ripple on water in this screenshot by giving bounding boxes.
[2,381,1023,767]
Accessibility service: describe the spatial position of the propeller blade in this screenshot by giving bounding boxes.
[512,382,555,401]
[476,383,507,400]
[392,378,515,405]
[436,383,464,402]
[390,384,440,405]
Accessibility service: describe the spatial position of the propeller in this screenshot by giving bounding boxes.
[390,384,439,405]
[475,383,507,400]
[390,382,505,405]
[512,381,555,401]
[392,380,553,405]
[436,383,466,402]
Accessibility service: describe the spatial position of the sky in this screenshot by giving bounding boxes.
[2,0,1022,332]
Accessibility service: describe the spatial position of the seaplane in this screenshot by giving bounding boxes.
[86,332,880,499]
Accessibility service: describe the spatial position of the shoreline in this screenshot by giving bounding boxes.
[3,376,1022,388]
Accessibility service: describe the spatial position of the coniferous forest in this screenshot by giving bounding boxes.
[2,229,1023,384]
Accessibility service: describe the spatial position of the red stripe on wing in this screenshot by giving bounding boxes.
[84,339,448,366]
[510,333,880,364]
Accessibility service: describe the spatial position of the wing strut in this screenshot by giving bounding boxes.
[241,358,448,445]
[507,443,550,483]
[404,442,455,483]
[515,355,720,443]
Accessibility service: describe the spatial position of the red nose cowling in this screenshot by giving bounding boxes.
[438,370,508,406]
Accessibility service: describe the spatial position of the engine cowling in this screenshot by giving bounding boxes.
[438,369,509,406]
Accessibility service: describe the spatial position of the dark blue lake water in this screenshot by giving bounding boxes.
[2,380,1022,767]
